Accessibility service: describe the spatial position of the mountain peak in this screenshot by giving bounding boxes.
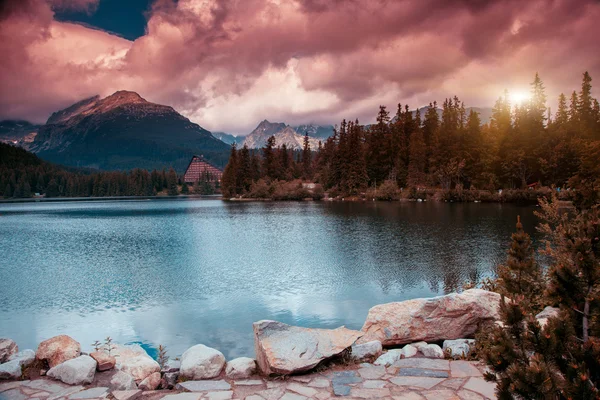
[104,90,146,105]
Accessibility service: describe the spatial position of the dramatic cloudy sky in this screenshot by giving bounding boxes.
[1,0,599,134]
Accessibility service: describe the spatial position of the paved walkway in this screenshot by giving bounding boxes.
[0,358,496,400]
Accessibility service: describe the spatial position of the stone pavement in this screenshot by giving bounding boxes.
[0,358,496,400]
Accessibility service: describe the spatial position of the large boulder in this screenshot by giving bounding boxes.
[0,339,18,363]
[47,355,96,385]
[225,357,256,379]
[253,320,362,375]
[36,335,81,368]
[0,350,35,380]
[180,344,226,380]
[360,289,501,346]
[111,344,160,382]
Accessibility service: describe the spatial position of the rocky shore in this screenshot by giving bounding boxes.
[0,289,559,400]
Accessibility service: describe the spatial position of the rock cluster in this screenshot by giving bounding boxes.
[0,289,506,399]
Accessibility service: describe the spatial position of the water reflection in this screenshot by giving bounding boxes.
[0,200,538,358]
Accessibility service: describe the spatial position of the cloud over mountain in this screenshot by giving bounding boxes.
[1,0,599,134]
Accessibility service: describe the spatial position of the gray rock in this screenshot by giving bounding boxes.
[419,343,444,359]
[225,357,256,379]
[0,339,18,363]
[112,390,142,400]
[331,371,361,396]
[351,340,382,361]
[374,349,402,366]
[360,289,501,346]
[111,344,160,382]
[180,344,225,380]
[162,372,179,389]
[443,339,475,359]
[47,355,96,385]
[253,320,362,375]
[176,380,231,392]
[69,387,109,399]
[0,350,35,380]
[398,368,449,378]
[162,359,181,373]
[109,371,138,391]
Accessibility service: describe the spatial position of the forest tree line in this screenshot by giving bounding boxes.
[221,72,600,201]
[0,143,218,198]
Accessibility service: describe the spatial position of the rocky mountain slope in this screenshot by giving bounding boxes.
[28,91,230,171]
[211,132,245,146]
[0,120,41,146]
[242,120,323,150]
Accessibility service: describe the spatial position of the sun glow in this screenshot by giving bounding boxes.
[510,90,531,104]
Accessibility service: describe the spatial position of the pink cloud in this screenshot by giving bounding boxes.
[0,0,599,134]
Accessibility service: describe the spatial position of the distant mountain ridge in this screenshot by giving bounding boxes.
[242,120,328,150]
[28,91,230,171]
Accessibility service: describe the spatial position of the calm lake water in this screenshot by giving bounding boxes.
[0,199,538,359]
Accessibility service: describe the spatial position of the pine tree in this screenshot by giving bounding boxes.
[166,168,179,196]
[302,133,312,180]
[238,144,252,193]
[181,181,189,194]
[262,136,279,181]
[221,143,239,197]
[4,183,11,198]
[497,216,544,310]
[407,110,426,188]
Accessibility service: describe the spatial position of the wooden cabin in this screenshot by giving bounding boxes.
[183,155,223,184]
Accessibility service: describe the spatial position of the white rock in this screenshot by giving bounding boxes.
[373,349,402,366]
[111,344,160,382]
[400,344,418,358]
[225,357,256,379]
[419,344,444,359]
[0,339,18,363]
[47,355,96,385]
[0,349,36,380]
[180,344,226,380]
[443,339,475,359]
[110,371,138,391]
[351,341,383,361]
[535,306,560,328]
[360,289,501,346]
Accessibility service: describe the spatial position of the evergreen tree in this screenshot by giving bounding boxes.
[45,179,59,198]
[262,136,278,181]
[23,182,31,198]
[407,110,426,188]
[181,181,189,194]
[497,216,544,310]
[238,144,252,193]
[166,168,179,196]
[221,143,239,197]
[302,133,312,180]
[4,183,11,198]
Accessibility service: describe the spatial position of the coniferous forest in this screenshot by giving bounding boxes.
[221,72,600,203]
[0,143,192,198]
